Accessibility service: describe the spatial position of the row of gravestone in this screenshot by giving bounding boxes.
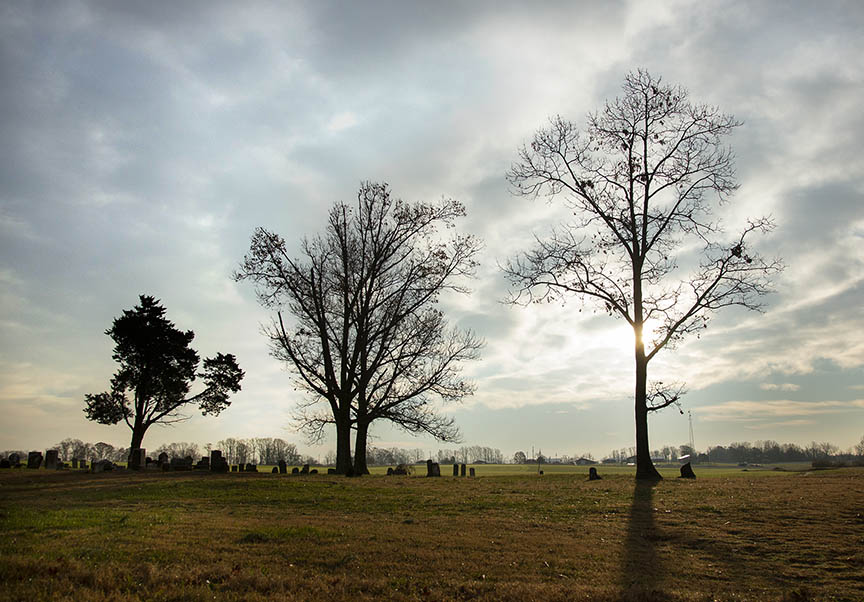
[419,460,476,478]
[0,450,70,470]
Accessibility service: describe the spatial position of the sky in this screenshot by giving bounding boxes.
[1,0,863,461]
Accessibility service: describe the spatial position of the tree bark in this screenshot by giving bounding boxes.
[334,414,353,475]
[353,420,370,475]
[634,349,662,480]
[128,422,147,463]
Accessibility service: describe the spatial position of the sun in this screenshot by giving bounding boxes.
[605,320,658,350]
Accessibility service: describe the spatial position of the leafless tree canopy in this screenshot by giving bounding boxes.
[505,70,783,479]
[236,182,482,474]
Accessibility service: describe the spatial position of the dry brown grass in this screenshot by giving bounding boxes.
[1,467,861,601]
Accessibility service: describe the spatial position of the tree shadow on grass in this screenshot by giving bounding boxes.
[619,480,674,601]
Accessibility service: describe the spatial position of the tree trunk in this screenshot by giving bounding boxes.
[334,417,353,475]
[634,350,662,480]
[353,420,370,475]
[128,422,147,463]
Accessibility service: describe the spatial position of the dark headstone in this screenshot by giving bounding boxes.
[129,448,146,470]
[45,449,59,470]
[469,467,476,478]
[426,460,440,477]
[679,462,696,479]
[210,450,229,473]
[310,469,318,474]
[9,453,20,466]
[460,463,466,477]
[588,467,601,481]
[0,459,10,469]
[278,460,287,474]
[157,452,169,466]
[245,463,257,473]
[453,463,459,476]
[300,464,310,475]
[238,463,245,472]
[539,470,544,476]
[79,461,87,470]
[27,451,43,469]
[71,458,79,469]
[393,465,408,475]
[272,466,279,473]
[327,468,336,474]
[145,457,154,465]
[387,467,394,476]
[162,462,170,472]
[291,467,299,475]
[231,465,237,472]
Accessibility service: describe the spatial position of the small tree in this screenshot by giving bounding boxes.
[84,295,244,459]
[505,70,782,479]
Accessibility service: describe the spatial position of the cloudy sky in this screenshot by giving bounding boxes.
[2,1,862,460]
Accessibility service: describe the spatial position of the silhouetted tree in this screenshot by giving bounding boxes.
[505,70,782,479]
[83,295,244,459]
[513,450,527,464]
[236,182,482,475]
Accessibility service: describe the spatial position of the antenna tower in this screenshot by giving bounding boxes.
[688,411,695,454]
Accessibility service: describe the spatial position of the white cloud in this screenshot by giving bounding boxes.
[700,399,864,422]
[759,383,800,392]
[326,111,359,133]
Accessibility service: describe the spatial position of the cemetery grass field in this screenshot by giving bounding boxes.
[1,466,862,601]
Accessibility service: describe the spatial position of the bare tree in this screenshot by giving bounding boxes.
[236,182,482,475]
[505,70,782,479]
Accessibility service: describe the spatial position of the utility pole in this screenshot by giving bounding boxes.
[688,411,696,462]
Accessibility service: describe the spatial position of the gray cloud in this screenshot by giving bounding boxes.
[2,1,863,455]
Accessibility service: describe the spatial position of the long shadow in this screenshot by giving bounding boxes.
[619,480,665,599]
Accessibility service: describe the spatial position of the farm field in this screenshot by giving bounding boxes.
[1,467,862,601]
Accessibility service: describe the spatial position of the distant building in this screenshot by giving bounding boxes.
[575,457,597,465]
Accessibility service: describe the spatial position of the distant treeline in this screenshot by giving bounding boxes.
[603,438,864,465]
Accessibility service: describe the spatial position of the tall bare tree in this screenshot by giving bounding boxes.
[236,182,482,475]
[505,70,782,480]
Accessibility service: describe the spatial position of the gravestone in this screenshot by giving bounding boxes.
[426,460,441,477]
[27,451,43,469]
[327,468,336,474]
[679,462,696,479]
[460,463,466,477]
[310,469,318,474]
[231,465,237,472]
[300,464,310,475]
[387,467,394,476]
[291,467,299,475]
[453,464,458,476]
[210,450,229,473]
[162,462,170,472]
[79,461,87,470]
[129,448,146,470]
[71,458,79,469]
[0,459,10,468]
[278,460,287,474]
[238,463,245,472]
[245,463,257,472]
[469,467,476,477]
[272,467,279,473]
[9,453,20,466]
[91,460,115,473]
[157,452,169,466]
[45,450,59,470]
[588,467,601,481]
[195,456,210,470]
